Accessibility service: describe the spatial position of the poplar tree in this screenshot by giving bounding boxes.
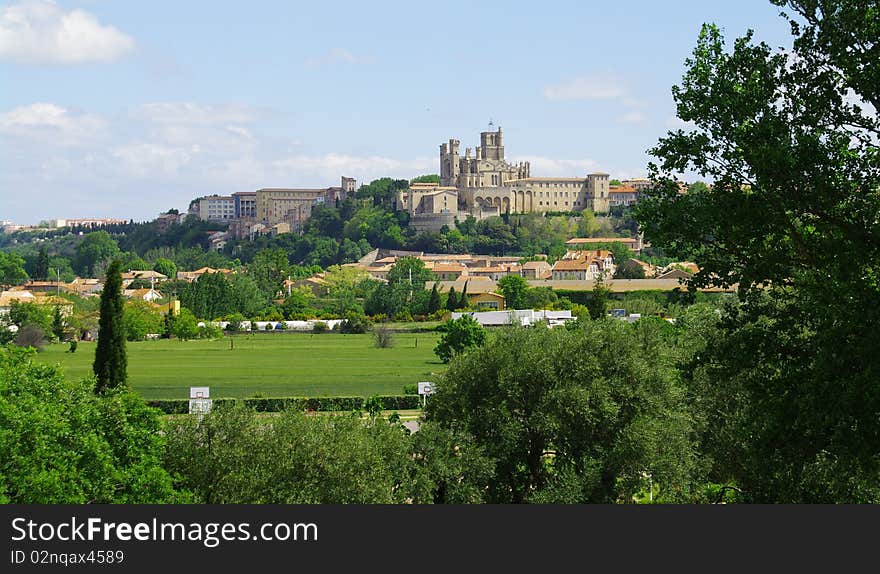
[93,260,127,394]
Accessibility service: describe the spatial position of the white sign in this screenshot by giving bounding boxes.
[189,387,212,415]
[418,382,434,396]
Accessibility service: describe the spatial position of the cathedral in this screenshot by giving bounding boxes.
[397,126,613,231]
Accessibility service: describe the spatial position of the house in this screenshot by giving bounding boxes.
[521,261,552,280]
[627,259,656,278]
[0,291,73,317]
[431,263,469,281]
[565,236,641,253]
[176,267,235,283]
[468,291,506,310]
[121,270,167,288]
[655,268,693,280]
[551,250,615,281]
[18,281,66,293]
[123,288,163,302]
[463,265,512,281]
[285,275,330,297]
[63,278,103,296]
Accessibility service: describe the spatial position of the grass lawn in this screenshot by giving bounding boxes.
[35,332,445,400]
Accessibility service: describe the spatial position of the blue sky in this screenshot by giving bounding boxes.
[1,0,794,224]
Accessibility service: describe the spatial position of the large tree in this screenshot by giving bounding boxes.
[497,274,529,310]
[75,230,121,277]
[426,320,700,503]
[93,260,127,394]
[634,1,880,501]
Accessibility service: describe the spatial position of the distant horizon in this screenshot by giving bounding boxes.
[2,0,793,224]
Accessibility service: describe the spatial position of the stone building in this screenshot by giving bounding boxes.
[401,127,616,231]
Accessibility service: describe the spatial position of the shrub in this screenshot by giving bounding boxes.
[68,340,78,353]
[145,395,420,414]
[312,321,328,334]
[364,395,384,417]
[373,325,394,348]
[15,324,46,352]
[403,383,418,395]
[339,312,371,334]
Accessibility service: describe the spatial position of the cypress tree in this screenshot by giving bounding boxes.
[93,260,127,394]
[52,305,65,341]
[35,247,50,281]
[428,283,441,314]
[446,286,458,311]
[459,281,469,310]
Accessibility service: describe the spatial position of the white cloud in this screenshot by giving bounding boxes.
[0,0,134,64]
[0,102,107,144]
[133,102,260,126]
[543,75,628,101]
[305,48,373,68]
[271,153,433,183]
[616,110,646,125]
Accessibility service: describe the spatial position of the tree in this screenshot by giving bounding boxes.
[411,174,441,184]
[426,320,700,503]
[35,246,50,281]
[170,308,201,340]
[497,275,529,310]
[75,231,120,277]
[163,404,416,503]
[52,305,65,341]
[614,259,647,279]
[123,300,163,341]
[0,346,179,503]
[434,315,487,363]
[387,257,433,292]
[458,281,468,309]
[428,283,442,314]
[445,286,458,312]
[93,260,127,394]
[14,324,46,351]
[0,252,28,286]
[586,274,610,320]
[152,258,177,280]
[633,1,880,501]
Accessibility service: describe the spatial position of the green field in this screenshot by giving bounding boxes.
[35,332,444,400]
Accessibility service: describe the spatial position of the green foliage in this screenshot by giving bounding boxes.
[426,320,701,503]
[35,247,50,281]
[634,2,880,501]
[434,315,487,363]
[428,283,442,314]
[123,300,163,341]
[170,308,200,340]
[68,340,78,353]
[614,259,647,279]
[312,321,329,334]
[586,275,610,320]
[8,301,53,334]
[0,251,29,285]
[410,174,441,184]
[445,286,458,312]
[152,258,177,280]
[338,311,371,334]
[75,231,120,277]
[0,346,179,503]
[163,404,415,503]
[93,260,127,394]
[408,422,495,503]
[497,274,529,310]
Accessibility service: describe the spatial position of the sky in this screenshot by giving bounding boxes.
[0,0,795,224]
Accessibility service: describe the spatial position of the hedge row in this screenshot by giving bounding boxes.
[147,395,421,414]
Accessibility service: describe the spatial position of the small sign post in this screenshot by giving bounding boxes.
[417,382,433,408]
[189,386,212,416]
